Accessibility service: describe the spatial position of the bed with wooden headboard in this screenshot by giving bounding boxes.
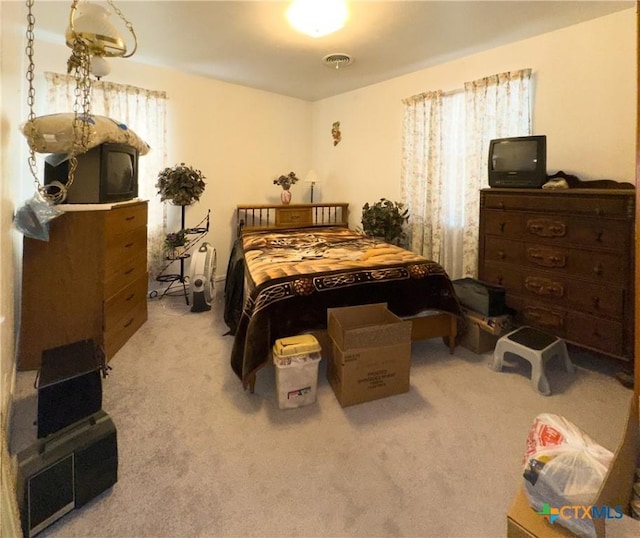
[229,203,462,392]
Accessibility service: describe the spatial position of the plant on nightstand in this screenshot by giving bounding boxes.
[361,198,410,245]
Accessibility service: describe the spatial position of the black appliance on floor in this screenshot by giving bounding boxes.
[17,340,118,537]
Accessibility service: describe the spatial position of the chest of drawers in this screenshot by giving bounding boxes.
[19,201,148,370]
[478,188,634,360]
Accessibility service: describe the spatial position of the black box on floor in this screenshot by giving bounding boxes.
[37,339,104,438]
[452,278,507,317]
[17,410,118,538]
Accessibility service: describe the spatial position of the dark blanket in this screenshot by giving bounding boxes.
[230,227,461,389]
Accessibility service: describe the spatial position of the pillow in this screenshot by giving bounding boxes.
[21,113,151,155]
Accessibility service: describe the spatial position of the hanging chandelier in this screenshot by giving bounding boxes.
[66,0,137,78]
[286,0,349,38]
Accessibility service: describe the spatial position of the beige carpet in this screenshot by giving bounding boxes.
[10,292,632,538]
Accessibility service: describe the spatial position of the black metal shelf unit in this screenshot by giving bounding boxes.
[153,208,210,304]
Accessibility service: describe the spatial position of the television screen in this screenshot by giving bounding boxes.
[106,151,135,194]
[491,140,538,172]
[488,135,547,188]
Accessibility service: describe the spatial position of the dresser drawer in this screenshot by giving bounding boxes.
[509,298,624,356]
[523,242,624,282]
[524,214,629,251]
[482,191,631,217]
[105,202,148,237]
[484,210,629,251]
[105,226,147,274]
[481,262,625,320]
[522,273,624,319]
[483,237,525,266]
[104,252,147,299]
[565,312,625,357]
[481,261,523,292]
[482,211,525,238]
[276,207,312,227]
[103,298,147,359]
[104,273,148,331]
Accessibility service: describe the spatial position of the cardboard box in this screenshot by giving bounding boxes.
[507,396,640,538]
[327,303,412,407]
[459,308,511,354]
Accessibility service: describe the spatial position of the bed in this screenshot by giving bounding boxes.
[228,203,462,392]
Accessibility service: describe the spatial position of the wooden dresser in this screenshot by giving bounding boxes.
[19,200,148,370]
[478,188,634,361]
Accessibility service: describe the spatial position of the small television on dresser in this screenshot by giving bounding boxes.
[488,135,547,188]
[44,142,138,204]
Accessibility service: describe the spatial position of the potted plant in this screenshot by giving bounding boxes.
[361,198,410,245]
[273,171,300,205]
[156,163,206,206]
[164,229,187,258]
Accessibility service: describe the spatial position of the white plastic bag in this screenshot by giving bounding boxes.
[522,413,614,537]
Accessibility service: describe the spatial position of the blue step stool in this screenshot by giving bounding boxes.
[491,326,575,396]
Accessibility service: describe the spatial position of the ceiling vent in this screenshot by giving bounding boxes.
[322,53,353,69]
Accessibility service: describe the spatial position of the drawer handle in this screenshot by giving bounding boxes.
[527,248,566,268]
[124,268,134,275]
[125,216,136,221]
[525,277,564,298]
[124,242,134,248]
[595,208,603,217]
[499,222,506,233]
[592,296,600,309]
[498,202,505,209]
[498,250,506,260]
[527,219,566,238]
[126,293,135,302]
[496,275,504,286]
[593,264,603,276]
[123,317,134,328]
[523,307,564,329]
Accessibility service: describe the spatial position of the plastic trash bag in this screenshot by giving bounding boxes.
[14,194,63,241]
[522,413,614,537]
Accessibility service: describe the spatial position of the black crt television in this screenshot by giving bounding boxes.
[488,135,547,188]
[44,142,138,203]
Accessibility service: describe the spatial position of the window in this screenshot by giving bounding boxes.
[401,69,532,279]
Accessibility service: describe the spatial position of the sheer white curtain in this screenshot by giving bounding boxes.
[401,69,531,279]
[400,91,443,261]
[461,69,532,276]
[44,72,168,280]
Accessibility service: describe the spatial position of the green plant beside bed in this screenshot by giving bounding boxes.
[361,198,409,245]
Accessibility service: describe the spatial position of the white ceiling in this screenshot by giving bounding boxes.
[33,1,634,102]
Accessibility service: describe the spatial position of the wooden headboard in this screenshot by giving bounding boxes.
[237,203,349,235]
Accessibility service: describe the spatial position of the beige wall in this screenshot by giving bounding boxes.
[311,8,636,229]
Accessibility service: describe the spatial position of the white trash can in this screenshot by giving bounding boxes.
[273,334,322,409]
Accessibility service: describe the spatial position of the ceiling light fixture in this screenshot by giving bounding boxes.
[66,0,137,79]
[286,0,348,38]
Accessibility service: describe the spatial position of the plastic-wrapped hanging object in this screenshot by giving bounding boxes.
[14,193,64,241]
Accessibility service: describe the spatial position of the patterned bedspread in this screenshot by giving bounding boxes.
[230,227,461,389]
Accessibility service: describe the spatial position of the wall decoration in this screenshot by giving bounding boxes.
[332,121,341,146]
